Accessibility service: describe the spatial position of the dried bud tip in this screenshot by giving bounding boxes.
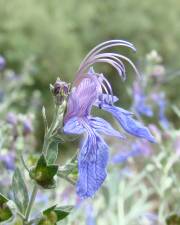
[52,78,71,105]
[54,80,70,96]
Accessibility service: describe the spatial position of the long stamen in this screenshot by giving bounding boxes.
[77,52,140,81]
[115,54,141,78]
[97,74,114,104]
[92,54,126,79]
[88,42,136,61]
[81,58,126,79]
[78,53,126,79]
[79,40,135,68]
[97,75,112,105]
[88,72,113,105]
[95,53,126,73]
[99,74,113,97]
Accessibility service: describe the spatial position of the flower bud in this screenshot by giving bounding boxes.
[50,78,70,105]
[23,118,33,136]
[0,151,15,170]
[6,112,17,126]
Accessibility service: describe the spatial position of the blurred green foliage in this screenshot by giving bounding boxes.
[0,2,180,223]
[0,0,179,129]
[1,0,180,75]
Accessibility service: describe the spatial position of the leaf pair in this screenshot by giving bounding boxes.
[30,154,58,189]
[0,194,13,222]
[166,214,180,225]
[38,205,73,225]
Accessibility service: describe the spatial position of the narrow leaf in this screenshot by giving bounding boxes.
[12,168,29,214]
[38,205,74,224]
[30,154,58,189]
[47,141,59,164]
[54,205,73,221]
[42,106,48,133]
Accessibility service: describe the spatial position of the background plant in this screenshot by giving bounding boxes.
[0,1,180,224]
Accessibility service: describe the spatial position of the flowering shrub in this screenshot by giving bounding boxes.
[0,40,156,224]
[0,42,179,225]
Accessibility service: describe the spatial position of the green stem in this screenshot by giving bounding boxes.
[42,135,50,155]
[42,105,60,155]
[17,211,25,220]
[23,105,61,223]
[24,185,38,223]
[57,173,76,185]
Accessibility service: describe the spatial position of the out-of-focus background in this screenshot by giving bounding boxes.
[0,0,180,145]
[0,1,180,225]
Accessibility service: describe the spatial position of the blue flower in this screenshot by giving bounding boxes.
[23,117,33,135]
[133,81,153,117]
[6,112,18,126]
[111,140,152,164]
[111,148,140,164]
[158,93,169,129]
[152,92,169,129]
[0,152,15,170]
[63,40,155,198]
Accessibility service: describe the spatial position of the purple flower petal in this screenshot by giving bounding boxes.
[89,117,124,139]
[64,75,100,122]
[63,117,85,135]
[101,104,155,143]
[77,131,109,198]
[94,94,119,106]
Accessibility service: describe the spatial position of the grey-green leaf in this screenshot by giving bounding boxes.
[55,205,73,221]
[38,205,74,224]
[47,142,59,164]
[0,194,13,223]
[12,168,29,214]
[42,106,48,133]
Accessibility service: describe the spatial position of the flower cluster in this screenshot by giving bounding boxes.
[133,81,153,117]
[111,139,152,164]
[63,40,155,198]
[132,51,169,129]
[152,92,169,129]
